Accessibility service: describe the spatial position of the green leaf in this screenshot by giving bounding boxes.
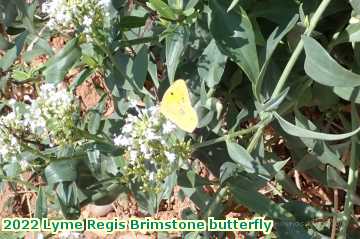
[0,34,12,50]
[333,86,360,104]
[148,59,159,89]
[274,222,312,239]
[11,69,31,81]
[87,149,101,175]
[166,26,188,83]
[148,0,177,20]
[275,170,303,197]
[3,162,21,178]
[13,0,35,32]
[56,182,80,219]
[87,95,107,134]
[226,141,263,174]
[209,0,259,82]
[251,0,299,25]
[45,160,79,185]
[255,15,298,98]
[303,36,360,87]
[230,184,295,220]
[275,112,360,141]
[133,46,149,89]
[0,31,28,71]
[177,169,210,188]
[184,0,199,10]
[0,1,18,27]
[70,68,93,91]
[119,16,147,29]
[168,0,183,10]
[257,88,289,112]
[350,0,360,14]
[198,40,227,88]
[88,111,102,135]
[282,201,336,221]
[326,166,348,190]
[43,38,81,84]
[35,187,47,219]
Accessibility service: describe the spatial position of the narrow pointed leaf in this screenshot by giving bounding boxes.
[275,112,360,141]
[303,36,360,87]
[210,0,259,82]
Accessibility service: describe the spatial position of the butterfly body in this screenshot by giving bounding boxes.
[160,80,198,133]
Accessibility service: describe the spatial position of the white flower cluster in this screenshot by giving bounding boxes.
[114,103,190,192]
[42,0,114,41]
[0,126,21,162]
[0,84,77,164]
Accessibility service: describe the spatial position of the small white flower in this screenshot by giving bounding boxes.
[140,144,148,154]
[129,150,137,162]
[98,0,112,8]
[144,152,152,159]
[122,123,133,134]
[148,172,155,181]
[20,160,29,170]
[8,99,16,106]
[83,15,93,27]
[10,137,17,146]
[23,95,32,101]
[162,120,177,134]
[114,135,132,147]
[145,129,160,140]
[165,151,176,163]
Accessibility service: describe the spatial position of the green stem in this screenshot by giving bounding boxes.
[271,0,332,98]
[192,124,260,150]
[338,104,360,239]
[246,126,264,153]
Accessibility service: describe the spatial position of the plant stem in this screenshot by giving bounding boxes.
[271,0,332,98]
[246,126,264,153]
[338,104,360,239]
[192,124,260,150]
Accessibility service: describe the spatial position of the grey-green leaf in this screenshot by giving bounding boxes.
[0,31,28,71]
[43,38,81,84]
[35,187,47,219]
[226,141,257,173]
[198,39,227,88]
[133,45,149,89]
[209,0,259,82]
[350,0,360,14]
[275,112,360,141]
[149,0,177,20]
[333,86,360,104]
[230,185,295,220]
[166,26,188,83]
[45,160,79,185]
[303,36,360,87]
[255,15,298,97]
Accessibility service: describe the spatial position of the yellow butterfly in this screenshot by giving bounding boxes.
[160,80,198,133]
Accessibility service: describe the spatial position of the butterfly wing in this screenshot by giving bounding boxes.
[160,80,198,132]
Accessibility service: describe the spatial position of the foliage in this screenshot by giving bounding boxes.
[1,0,360,238]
